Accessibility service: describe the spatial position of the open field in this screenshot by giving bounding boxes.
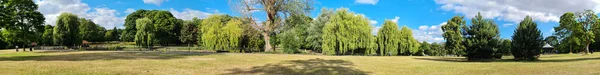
[0,50,599,75]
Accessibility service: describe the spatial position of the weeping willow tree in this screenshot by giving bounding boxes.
[377,20,401,56]
[322,8,375,55]
[201,14,242,52]
[134,18,155,50]
[399,26,420,56]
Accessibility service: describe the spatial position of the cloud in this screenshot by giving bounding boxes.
[125,8,136,14]
[36,0,124,28]
[355,0,379,5]
[169,8,212,20]
[414,22,447,43]
[372,26,381,35]
[143,0,167,6]
[435,0,600,23]
[388,16,400,22]
[502,23,514,27]
[369,20,378,25]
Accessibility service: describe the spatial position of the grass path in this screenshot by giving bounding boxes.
[0,50,599,75]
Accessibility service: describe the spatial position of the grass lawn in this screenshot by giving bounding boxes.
[0,50,599,75]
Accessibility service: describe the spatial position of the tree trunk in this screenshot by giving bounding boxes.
[585,41,590,55]
[262,32,273,52]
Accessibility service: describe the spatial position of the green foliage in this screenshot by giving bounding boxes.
[134,18,155,49]
[180,18,200,44]
[463,12,501,61]
[554,10,599,54]
[499,39,511,55]
[122,10,181,45]
[279,14,312,54]
[442,16,466,56]
[511,16,544,60]
[322,8,375,55]
[79,18,106,42]
[53,13,81,47]
[377,20,401,56]
[306,8,333,52]
[42,25,54,46]
[104,27,119,41]
[0,0,45,48]
[399,26,420,56]
[420,42,431,56]
[201,14,242,52]
[240,21,264,52]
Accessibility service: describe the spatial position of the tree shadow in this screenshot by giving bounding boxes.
[0,51,219,61]
[414,56,600,62]
[222,58,371,75]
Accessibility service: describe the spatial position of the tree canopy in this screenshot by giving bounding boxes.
[377,20,401,56]
[511,16,543,60]
[53,13,81,47]
[322,8,375,55]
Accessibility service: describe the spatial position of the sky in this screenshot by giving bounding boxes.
[33,0,600,43]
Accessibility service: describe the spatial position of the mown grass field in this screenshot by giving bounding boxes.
[0,50,599,75]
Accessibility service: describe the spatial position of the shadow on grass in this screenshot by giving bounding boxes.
[414,56,600,62]
[222,58,370,75]
[0,51,219,61]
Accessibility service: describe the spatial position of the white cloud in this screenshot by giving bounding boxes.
[125,8,136,14]
[502,23,514,27]
[372,26,381,35]
[414,22,447,43]
[369,20,378,25]
[169,8,212,20]
[36,0,124,28]
[435,0,600,23]
[143,0,167,6]
[355,0,379,5]
[388,16,400,22]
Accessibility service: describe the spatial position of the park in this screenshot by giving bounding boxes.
[2,0,600,75]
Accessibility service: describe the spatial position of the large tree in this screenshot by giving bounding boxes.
[306,8,333,52]
[79,18,105,42]
[322,8,375,55]
[376,20,401,56]
[442,16,466,56]
[463,12,501,61]
[134,18,155,50]
[0,0,45,49]
[574,10,597,54]
[554,12,580,54]
[53,13,81,48]
[399,26,420,56]
[180,18,200,48]
[201,14,242,52]
[511,16,544,60]
[279,14,312,53]
[122,10,181,45]
[229,0,313,52]
[41,25,54,46]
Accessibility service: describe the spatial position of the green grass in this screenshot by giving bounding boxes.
[0,50,599,75]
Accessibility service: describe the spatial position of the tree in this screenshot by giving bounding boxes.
[574,10,597,54]
[104,27,119,41]
[511,16,543,60]
[420,42,432,56]
[42,25,54,46]
[306,8,333,52]
[134,18,155,50]
[79,18,105,42]
[229,0,313,52]
[442,16,466,56]
[122,10,148,42]
[377,20,401,56]
[430,42,445,56]
[0,0,45,50]
[544,36,559,47]
[148,11,181,45]
[180,18,199,48]
[463,12,501,61]
[499,39,511,56]
[201,14,242,52]
[554,12,580,54]
[53,13,81,48]
[398,26,420,56]
[279,14,312,53]
[322,8,375,55]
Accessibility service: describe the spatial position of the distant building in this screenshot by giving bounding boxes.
[542,44,555,54]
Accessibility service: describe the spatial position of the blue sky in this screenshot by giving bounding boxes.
[34,0,600,43]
